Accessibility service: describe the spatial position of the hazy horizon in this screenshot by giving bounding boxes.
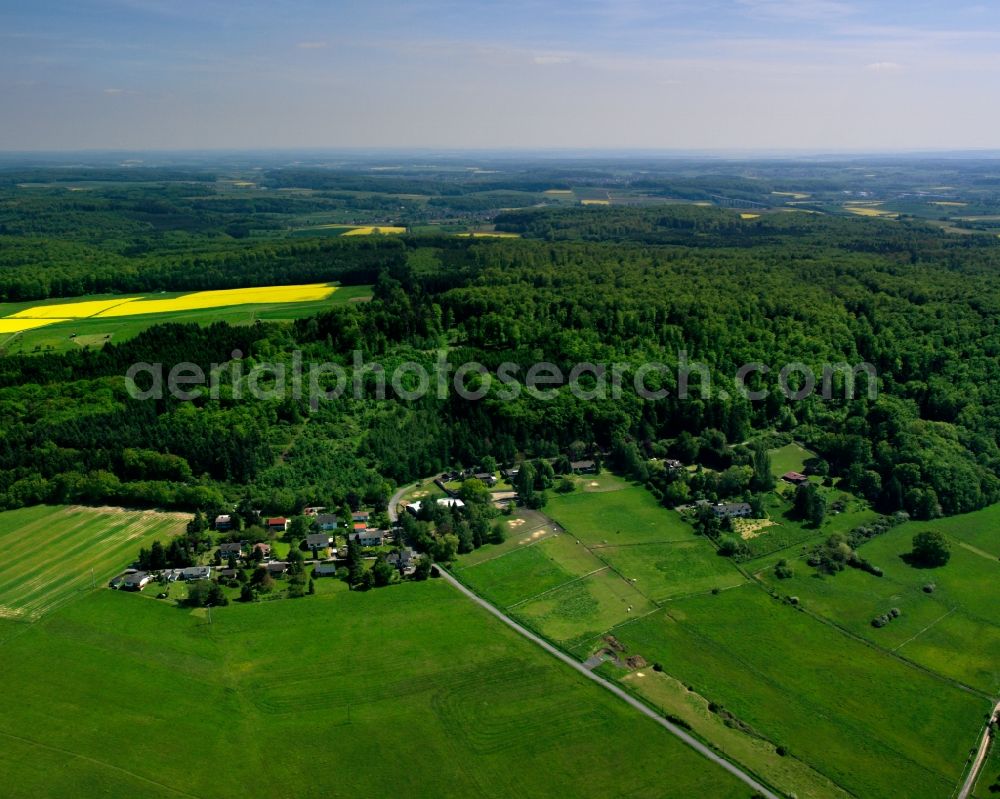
[3,1,1000,151]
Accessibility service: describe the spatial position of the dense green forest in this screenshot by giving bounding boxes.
[2,178,999,524]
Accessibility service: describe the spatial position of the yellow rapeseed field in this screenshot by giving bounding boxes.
[341,226,407,236]
[930,201,967,207]
[580,199,610,206]
[844,206,897,218]
[95,284,337,318]
[0,318,72,334]
[10,298,139,319]
[740,213,760,220]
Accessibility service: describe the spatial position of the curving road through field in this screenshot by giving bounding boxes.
[435,564,781,799]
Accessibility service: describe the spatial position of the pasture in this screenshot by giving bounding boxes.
[760,511,1000,693]
[597,541,747,603]
[0,505,188,624]
[0,580,749,799]
[768,441,814,478]
[612,585,989,799]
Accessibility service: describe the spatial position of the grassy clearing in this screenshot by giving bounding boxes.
[613,585,989,799]
[0,505,188,623]
[768,442,814,477]
[0,581,748,799]
[455,508,556,567]
[597,541,747,602]
[546,480,694,546]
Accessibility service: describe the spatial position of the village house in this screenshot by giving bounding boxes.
[711,502,753,519]
[782,471,809,485]
[123,571,152,591]
[313,563,340,577]
[181,566,212,581]
[214,514,233,532]
[570,460,596,474]
[473,472,498,487]
[253,542,272,559]
[352,511,370,524]
[305,533,332,551]
[314,513,339,531]
[664,459,684,470]
[386,548,417,569]
[349,530,384,547]
[218,542,244,558]
[302,506,325,517]
[266,561,288,575]
[266,517,290,533]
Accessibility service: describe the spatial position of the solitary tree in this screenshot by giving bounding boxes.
[910,531,951,568]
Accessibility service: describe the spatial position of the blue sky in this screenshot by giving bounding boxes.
[2,0,999,150]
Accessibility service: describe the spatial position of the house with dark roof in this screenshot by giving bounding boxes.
[123,571,152,591]
[306,533,332,551]
[218,542,244,557]
[214,514,233,531]
[349,530,384,547]
[181,566,212,581]
[473,472,498,487]
[570,460,596,474]
[314,513,339,531]
[313,563,340,577]
[711,503,753,519]
[266,561,288,575]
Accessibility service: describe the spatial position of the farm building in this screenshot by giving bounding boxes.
[782,471,809,485]
[664,459,684,470]
[314,513,339,531]
[571,460,596,474]
[349,530,384,547]
[711,503,753,519]
[214,514,233,531]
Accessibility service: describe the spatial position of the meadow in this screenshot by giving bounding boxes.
[0,283,371,354]
[0,580,750,799]
[0,505,187,627]
[611,585,990,799]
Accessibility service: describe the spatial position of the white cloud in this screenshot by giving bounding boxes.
[866,61,902,72]
[533,54,572,65]
[737,0,855,21]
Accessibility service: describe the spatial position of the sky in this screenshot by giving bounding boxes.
[1,0,999,151]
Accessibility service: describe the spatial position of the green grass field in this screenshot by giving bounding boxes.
[545,478,695,546]
[612,585,990,799]
[0,581,750,799]
[597,541,748,603]
[0,505,188,625]
[0,284,372,355]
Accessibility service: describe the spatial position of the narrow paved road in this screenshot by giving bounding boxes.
[387,483,414,523]
[436,565,781,799]
[958,701,1000,799]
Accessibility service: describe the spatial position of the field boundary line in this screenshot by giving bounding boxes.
[0,728,207,799]
[893,607,957,653]
[454,528,557,570]
[506,566,609,609]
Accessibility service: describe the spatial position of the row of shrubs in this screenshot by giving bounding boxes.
[872,607,902,628]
